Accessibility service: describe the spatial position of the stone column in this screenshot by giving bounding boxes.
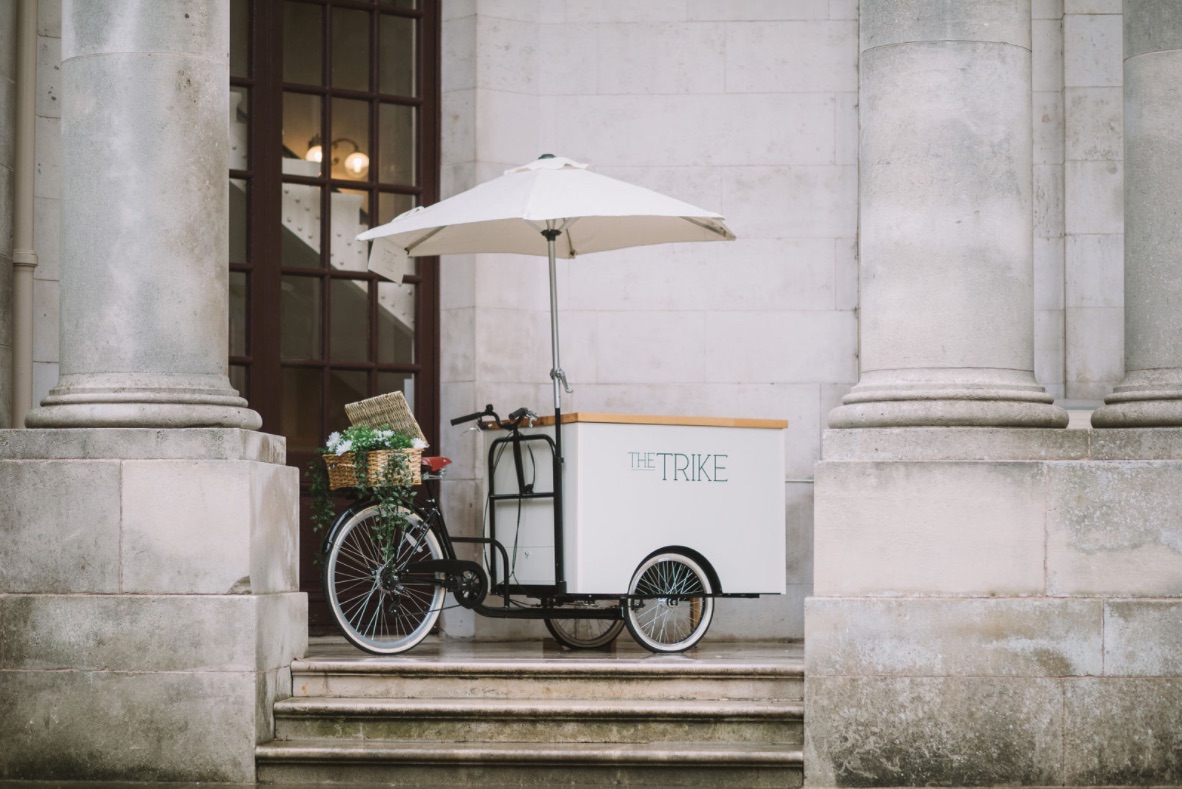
[828,0,1066,429]
[1092,0,1182,427]
[24,0,259,429]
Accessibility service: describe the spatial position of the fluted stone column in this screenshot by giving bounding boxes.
[1092,1,1182,428]
[828,0,1066,429]
[25,0,259,429]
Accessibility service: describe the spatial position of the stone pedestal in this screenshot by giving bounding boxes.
[1092,1,1182,427]
[829,0,1065,429]
[0,429,306,781]
[806,428,1182,786]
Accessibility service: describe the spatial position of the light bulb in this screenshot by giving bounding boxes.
[344,151,370,176]
[305,145,323,163]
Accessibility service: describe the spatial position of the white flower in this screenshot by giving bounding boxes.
[412,438,428,449]
[326,431,342,450]
[334,439,353,456]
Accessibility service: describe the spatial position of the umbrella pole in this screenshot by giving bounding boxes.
[543,229,567,594]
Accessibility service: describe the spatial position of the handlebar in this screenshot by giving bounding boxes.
[450,404,497,426]
[450,404,536,431]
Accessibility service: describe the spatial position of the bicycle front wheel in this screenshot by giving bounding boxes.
[323,505,446,655]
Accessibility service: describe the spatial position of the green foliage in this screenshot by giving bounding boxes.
[307,424,421,563]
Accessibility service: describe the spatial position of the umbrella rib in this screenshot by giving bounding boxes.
[683,216,731,238]
[405,225,448,255]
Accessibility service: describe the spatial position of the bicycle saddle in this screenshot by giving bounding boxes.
[421,456,452,473]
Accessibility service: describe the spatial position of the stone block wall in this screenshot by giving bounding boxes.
[0,2,15,428]
[31,0,60,413]
[806,428,1182,786]
[439,0,860,641]
[0,429,306,782]
[1063,0,1125,400]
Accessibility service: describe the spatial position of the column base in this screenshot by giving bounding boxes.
[26,373,262,429]
[1092,370,1182,427]
[828,369,1068,428]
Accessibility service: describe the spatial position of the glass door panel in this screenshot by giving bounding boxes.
[378,103,416,185]
[280,275,323,360]
[330,278,369,362]
[283,1,324,86]
[281,367,324,452]
[379,13,416,96]
[332,7,372,91]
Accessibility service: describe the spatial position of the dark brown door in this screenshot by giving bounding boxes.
[229,0,441,633]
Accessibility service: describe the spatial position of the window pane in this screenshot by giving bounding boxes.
[229,178,248,263]
[281,275,323,360]
[377,281,415,365]
[281,367,323,451]
[379,14,416,97]
[229,86,249,170]
[230,0,250,78]
[380,0,417,9]
[378,103,415,185]
[229,364,249,400]
[230,271,248,356]
[331,98,371,182]
[377,372,414,411]
[378,192,414,224]
[282,92,322,176]
[281,183,322,268]
[328,370,369,433]
[283,1,323,86]
[332,7,371,92]
[331,278,369,363]
[331,189,369,272]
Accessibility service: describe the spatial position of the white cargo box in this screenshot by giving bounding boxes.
[483,413,787,595]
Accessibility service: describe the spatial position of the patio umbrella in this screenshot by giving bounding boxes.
[357,154,735,418]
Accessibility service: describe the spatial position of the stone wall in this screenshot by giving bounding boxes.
[31,0,60,414]
[439,0,861,641]
[0,429,305,781]
[0,3,15,428]
[807,429,1182,785]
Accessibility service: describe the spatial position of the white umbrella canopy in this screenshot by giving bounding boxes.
[357,155,735,257]
[358,154,736,414]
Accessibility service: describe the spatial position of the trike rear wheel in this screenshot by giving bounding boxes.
[323,505,446,655]
[544,603,625,649]
[624,552,714,653]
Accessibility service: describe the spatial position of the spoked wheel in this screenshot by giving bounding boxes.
[544,601,625,649]
[323,505,446,655]
[624,552,714,653]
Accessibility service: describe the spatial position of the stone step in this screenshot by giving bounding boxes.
[272,696,804,745]
[256,739,804,787]
[291,656,804,702]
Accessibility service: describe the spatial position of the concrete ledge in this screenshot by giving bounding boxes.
[804,676,1063,787]
[824,425,1182,462]
[0,427,285,463]
[1047,462,1182,596]
[1104,600,1182,676]
[805,597,1103,677]
[0,592,306,673]
[814,461,1047,596]
[1064,678,1182,785]
[0,459,122,593]
[0,669,260,781]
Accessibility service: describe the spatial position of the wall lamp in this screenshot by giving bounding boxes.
[305,134,369,176]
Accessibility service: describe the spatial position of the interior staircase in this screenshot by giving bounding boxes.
[256,641,804,787]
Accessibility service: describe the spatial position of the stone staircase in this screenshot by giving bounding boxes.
[256,641,804,786]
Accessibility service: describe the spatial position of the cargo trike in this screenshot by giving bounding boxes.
[320,400,787,656]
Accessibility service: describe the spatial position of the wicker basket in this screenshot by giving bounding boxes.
[323,447,423,490]
[345,391,428,447]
